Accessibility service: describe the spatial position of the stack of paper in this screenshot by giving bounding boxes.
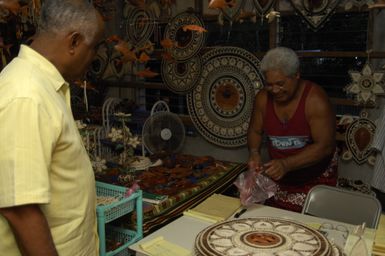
[373,214,385,256]
[183,193,241,223]
[139,236,190,256]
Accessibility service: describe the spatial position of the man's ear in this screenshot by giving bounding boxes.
[68,32,83,54]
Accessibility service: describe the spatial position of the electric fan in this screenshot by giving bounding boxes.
[142,101,185,155]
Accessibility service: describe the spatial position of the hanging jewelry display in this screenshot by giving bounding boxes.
[342,110,376,165]
[124,5,156,49]
[164,12,206,61]
[345,62,385,105]
[187,47,263,148]
[161,55,202,94]
[289,0,340,31]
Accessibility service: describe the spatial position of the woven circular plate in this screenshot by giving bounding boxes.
[164,12,206,61]
[187,47,263,147]
[195,217,335,256]
[161,55,202,94]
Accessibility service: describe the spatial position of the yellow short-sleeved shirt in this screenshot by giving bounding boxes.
[0,45,98,255]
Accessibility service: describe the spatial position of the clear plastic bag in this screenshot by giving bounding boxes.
[234,169,278,206]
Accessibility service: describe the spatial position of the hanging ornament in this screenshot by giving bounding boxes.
[342,110,376,165]
[368,0,385,8]
[253,0,276,17]
[265,9,280,23]
[345,63,385,105]
[289,0,340,31]
[344,0,374,10]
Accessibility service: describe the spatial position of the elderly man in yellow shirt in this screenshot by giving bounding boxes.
[0,1,105,255]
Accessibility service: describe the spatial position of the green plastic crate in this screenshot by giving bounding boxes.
[96,182,143,256]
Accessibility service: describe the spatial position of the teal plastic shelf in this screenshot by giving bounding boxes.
[96,181,143,256]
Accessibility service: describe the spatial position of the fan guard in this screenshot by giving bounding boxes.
[142,102,185,155]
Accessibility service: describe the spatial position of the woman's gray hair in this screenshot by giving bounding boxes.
[260,47,300,77]
[37,0,98,43]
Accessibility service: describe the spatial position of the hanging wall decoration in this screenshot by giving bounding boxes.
[187,47,263,148]
[345,63,385,105]
[368,0,385,8]
[124,5,156,49]
[164,12,206,61]
[86,42,109,81]
[342,110,376,165]
[208,0,246,22]
[253,0,276,17]
[161,55,202,94]
[222,0,246,21]
[289,0,340,31]
[344,0,374,10]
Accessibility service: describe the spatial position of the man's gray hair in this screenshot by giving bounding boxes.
[260,47,300,77]
[37,0,98,43]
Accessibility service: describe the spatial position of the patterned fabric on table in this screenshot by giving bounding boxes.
[135,155,246,235]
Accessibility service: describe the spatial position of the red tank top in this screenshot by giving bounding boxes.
[263,81,333,184]
[264,81,312,159]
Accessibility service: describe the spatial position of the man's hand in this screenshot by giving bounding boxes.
[263,159,288,180]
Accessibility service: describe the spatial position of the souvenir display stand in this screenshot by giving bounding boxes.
[96,182,143,256]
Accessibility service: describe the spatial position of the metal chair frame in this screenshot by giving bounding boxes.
[301,185,382,229]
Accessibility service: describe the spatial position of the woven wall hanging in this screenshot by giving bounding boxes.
[289,0,340,30]
[187,47,263,148]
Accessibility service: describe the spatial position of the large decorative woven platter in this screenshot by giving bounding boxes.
[164,12,206,61]
[195,217,341,256]
[289,0,340,31]
[124,5,156,48]
[187,47,263,147]
[161,55,202,94]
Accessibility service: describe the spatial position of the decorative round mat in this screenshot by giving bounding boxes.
[161,55,202,94]
[164,12,206,61]
[124,6,156,48]
[187,47,263,147]
[195,217,335,256]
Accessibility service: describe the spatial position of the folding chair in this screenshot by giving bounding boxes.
[301,185,382,229]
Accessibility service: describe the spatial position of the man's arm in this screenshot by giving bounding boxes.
[247,91,267,169]
[265,85,336,180]
[0,204,58,256]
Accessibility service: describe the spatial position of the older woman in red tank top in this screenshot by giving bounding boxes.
[247,47,338,212]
